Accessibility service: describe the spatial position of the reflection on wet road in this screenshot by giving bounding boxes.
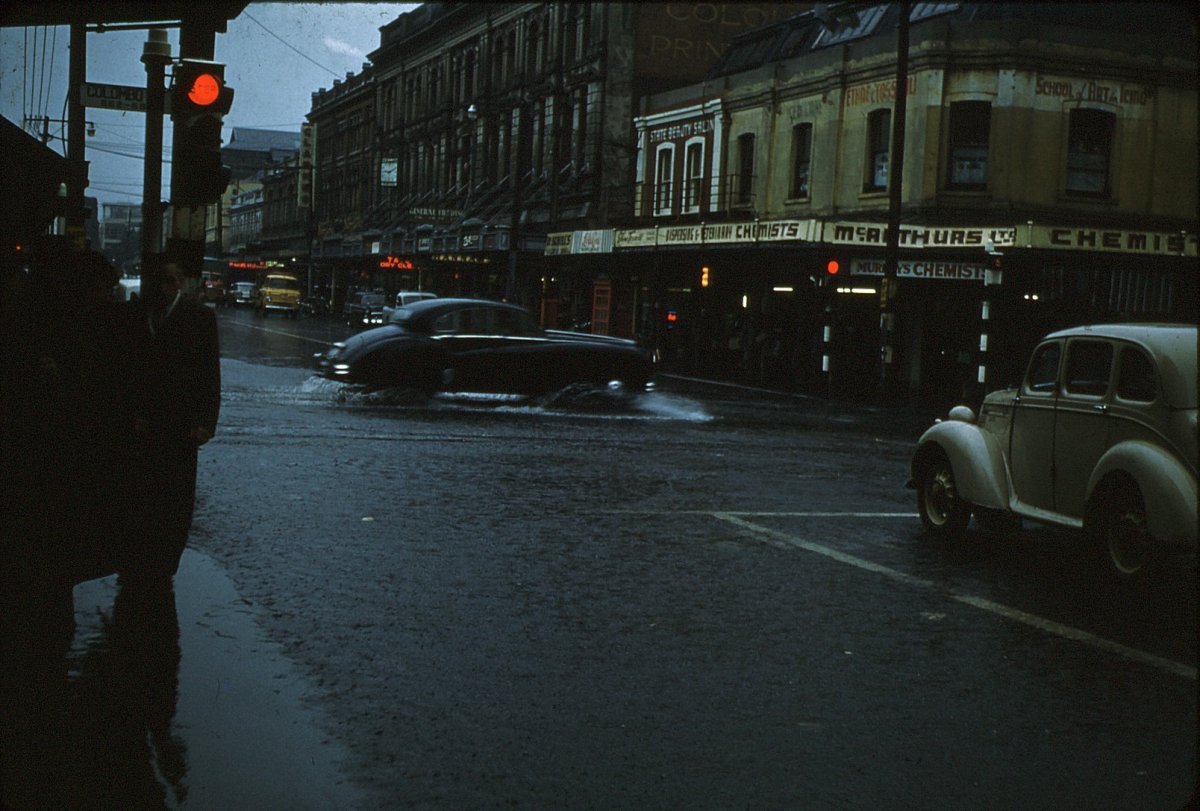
[0,549,367,810]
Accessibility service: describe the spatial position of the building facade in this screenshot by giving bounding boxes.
[303,2,799,318]
[99,202,143,272]
[551,1,1198,406]
[281,2,1195,407]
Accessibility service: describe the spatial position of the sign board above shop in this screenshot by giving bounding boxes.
[826,222,1017,250]
[850,259,987,281]
[548,219,1195,259]
[613,219,819,251]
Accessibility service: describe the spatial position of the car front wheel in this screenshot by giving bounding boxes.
[917,448,971,536]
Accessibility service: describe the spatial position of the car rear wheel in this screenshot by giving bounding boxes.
[917,448,971,536]
[1093,482,1154,581]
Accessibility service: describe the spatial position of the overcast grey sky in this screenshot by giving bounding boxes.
[0,2,417,207]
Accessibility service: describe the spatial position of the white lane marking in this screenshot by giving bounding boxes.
[220,319,337,347]
[601,510,918,518]
[712,512,1197,682]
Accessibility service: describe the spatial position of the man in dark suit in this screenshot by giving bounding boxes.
[134,259,221,583]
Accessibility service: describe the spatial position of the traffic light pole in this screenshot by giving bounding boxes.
[164,18,218,296]
[880,0,910,401]
[141,29,171,275]
[65,24,88,248]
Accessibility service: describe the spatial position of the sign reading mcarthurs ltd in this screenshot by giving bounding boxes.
[825,222,1018,249]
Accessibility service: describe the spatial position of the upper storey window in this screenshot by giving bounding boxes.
[865,109,890,192]
[947,101,990,190]
[1065,108,1115,197]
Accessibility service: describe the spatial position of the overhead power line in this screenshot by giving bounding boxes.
[242,11,342,79]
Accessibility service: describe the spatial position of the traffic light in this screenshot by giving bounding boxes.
[171,59,235,205]
[825,258,841,275]
[700,266,710,288]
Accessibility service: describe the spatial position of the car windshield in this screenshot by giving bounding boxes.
[267,277,300,290]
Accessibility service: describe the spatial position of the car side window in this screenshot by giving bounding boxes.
[432,311,462,333]
[1063,340,1113,397]
[1024,342,1061,394]
[1116,345,1157,402]
[493,309,537,336]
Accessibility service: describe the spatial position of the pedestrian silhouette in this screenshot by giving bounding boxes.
[128,258,221,585]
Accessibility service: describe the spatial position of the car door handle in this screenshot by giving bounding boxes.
[1091,403,1108,413]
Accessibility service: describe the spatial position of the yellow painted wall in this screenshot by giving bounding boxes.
[725,55,1198,224]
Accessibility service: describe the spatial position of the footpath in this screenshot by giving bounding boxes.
[62,549,369,810]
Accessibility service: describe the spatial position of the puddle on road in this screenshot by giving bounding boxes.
[217,357,714,421]
[68,550,369,810]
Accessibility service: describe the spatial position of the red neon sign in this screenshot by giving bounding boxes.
[379,255,414,270]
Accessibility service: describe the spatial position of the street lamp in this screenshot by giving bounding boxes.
[507,95,531,302]
[465,103,478,211]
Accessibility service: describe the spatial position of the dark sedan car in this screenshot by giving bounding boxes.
[316,298,656,396]
[344,291,388,328]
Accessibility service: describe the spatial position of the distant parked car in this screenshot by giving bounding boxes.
[316,297,656,396]
[910,323,1197,581]
[382,291,436,321]
[231,281,256,306]
[201,270,226,305]
[300,295,330,317]
[113,276,140,302]
[394,291,437,307]
[344,290,388,328]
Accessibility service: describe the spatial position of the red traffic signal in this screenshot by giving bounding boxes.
[826,259,841,275]
[171,60,234,205]
[172,59,234,117]
[186,72,220,106]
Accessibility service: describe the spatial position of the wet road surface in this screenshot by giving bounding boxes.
[4,308,1194,809]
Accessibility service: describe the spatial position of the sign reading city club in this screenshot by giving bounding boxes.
[825,221,1018,249]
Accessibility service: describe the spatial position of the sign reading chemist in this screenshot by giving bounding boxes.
[851,259,987,281]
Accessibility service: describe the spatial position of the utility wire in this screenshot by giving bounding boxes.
[46,25,58,123]
[22,28,29,118]
[37,26,48,120]
[242,11,342,79]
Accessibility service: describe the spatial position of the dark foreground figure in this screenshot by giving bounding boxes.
[1,249,219,809]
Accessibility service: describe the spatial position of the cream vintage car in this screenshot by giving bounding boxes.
[910,323,1197,580]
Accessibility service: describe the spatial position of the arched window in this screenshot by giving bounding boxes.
[683,138,705,213]
[654,144,675,216]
